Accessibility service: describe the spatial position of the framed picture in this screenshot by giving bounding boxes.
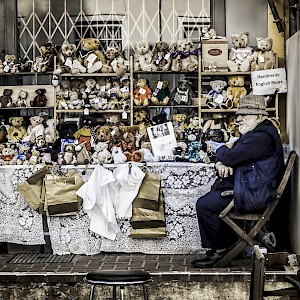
[147,122,177,157]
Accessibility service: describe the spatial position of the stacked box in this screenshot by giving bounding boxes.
[202,38,228,72]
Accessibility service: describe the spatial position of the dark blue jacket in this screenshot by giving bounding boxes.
[216,119,284,212]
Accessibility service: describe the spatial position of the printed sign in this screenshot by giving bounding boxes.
[251,68,287,95]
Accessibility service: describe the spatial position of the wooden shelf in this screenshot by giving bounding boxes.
[201,71,251,76]
[56,109,128,113]
[133,105,199,109]
[61,73,130,77]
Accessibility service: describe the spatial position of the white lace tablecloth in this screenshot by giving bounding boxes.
[0,167,45,245]
[46,163,217,255]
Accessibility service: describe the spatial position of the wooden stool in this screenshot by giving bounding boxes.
[84,270,153,300]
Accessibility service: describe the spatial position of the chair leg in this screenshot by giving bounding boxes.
[112,286,117,300]
[143,284,149,300]
[89,285,95,300]
[120,285,125,300]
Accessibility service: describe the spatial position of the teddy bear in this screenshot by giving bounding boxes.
[0,121,8,144]
[1,54,18,73]
[205,80,228,109]
[74,141,91,166]
[226,76,247,108]
[78,38,111,73]
[133,109,152,142]
[56,79,72,102]
[202,113,229,143]
[28,149,41,165]
[16,142,31,165]
[151,80,170,105]
[57,143,77,165]
[44,118,58,144]
[250,37,276,71]
[170,76,194,105]
[105,46,129,76]
[0,145,17,165]
[171,39,200,72]
[134,41,157,72]
[172,113,188,140]
[95,125,112,144]
[73,115,97,152]
[151,41,172,71]
[0,89,13,108]
[68,91,82,109]
[81,78,98,108]
[201,26,217,40]
[23,115,45,144]
[152,111,168,125]
[227,32,252,72]
[30,88,48,107]
[133,78,152,106]
[16,90,28,107]
[53,42,86,75]
[111,145,127,164]
[8,117,27,143]
[91,141,112,164]
[32,42,57,72]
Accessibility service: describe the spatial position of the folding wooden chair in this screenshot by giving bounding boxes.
[249,245,300,300]
[214,151,296,268]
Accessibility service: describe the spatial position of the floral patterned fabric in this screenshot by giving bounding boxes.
[0,167,45,245]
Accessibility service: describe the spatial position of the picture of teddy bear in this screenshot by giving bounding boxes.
[151,41,172,71]
[227,32,252,72]
[53,43,86,75]
[226,75,247,108]
[133,41,157,72]
[78,38,111,73]
[8,117,27,143]
[250,37,276,71]
[133,78,152,106]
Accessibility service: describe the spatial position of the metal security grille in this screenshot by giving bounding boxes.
[17,0,211,60]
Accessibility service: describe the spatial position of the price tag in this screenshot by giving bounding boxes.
[84,108,90,115]
[164,53,170,60]
[65,58,73,68]
[259,55,265,63]
[122,111,128,119]
[215,94,224,104]
[139,88,146,95]
[181,95,188,103]
[86,53,97,63]
[101,86,106,92]
[157,81,163,89]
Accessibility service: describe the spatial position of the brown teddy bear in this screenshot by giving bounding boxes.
[227,32,252,72]
[78,38,111,73]
[105,47,129,76]
[170,76,194,105]
[53,43,86,75]
[133,78,152,106]
[31,88,48,107]
[1,55,18,73]
[133,109,151,142]
[8,117,27,143]
[0,89,13,108]
[226,76,247,108]
[172,113,188,140]
[250,37,276,71]
[95,125,112,143]
[151,41,172,71]
[32,42,57,72]
[151,80,170,105]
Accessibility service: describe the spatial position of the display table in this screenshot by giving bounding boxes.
[0,163,217,255]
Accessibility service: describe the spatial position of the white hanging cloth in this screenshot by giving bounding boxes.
[113,163,145,218]
[77,164,120,240]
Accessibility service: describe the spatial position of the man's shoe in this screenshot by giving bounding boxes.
[191,249,215,266]
[192,252,224,268]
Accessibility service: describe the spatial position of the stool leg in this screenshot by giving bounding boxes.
[120,285,125,300]
[89,285,95,300]
[112,286,117,300]
[143,284,149,300]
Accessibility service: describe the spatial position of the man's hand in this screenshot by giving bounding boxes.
[215,161,233,178]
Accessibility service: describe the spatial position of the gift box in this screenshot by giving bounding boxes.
[202,38,228,72]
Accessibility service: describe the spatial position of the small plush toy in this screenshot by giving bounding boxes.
[75,141,91,166]
[201,26,217,40]
[152,111,168,125]
[0,89,13,108]
[8,117,27,143]
[81,78,97,108]
[151,80,170,105]
[91,141,112,164]
[16,142,31,165]
[111,146,127,164]
[68,91,82,109]
[250,37,276,71]
[53,43,86,75]
[202,113,229,143]
[205,80,228,109]
[58,143,77,165]
[16,90,28,107]
[32,42,57,72]
[170,76,194,105]
[134,41,157,72]
[56,79,72,102]
[0,145,17,165]
[185,141,203,163]
[31,88,48,107]
[133,109,152,142]
[95,125,112,144]
[1,55,18,73]
[73,115,97,152]
[133,78,152,106]
[23,115,45,144]
[226,76,247,108]
[171,39,200,72]
[151,41,172,71]
[105,47,129,76]
[227,32,252,72]
[78,38,111,73]
[44,118,58,144]
[172,113,188,140]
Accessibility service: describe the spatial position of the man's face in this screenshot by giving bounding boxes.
[236,114,259,135]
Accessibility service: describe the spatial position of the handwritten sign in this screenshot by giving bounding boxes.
[251,68,287,95]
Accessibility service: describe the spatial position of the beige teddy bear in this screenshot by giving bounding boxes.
[134,41,157,72]
[105,47,129,76]
[172,113,188,140]
[250,37,276,71]
[78,38,111,73]
[227,32,252,72]
[8,117,27,143]
[226,76,247,108]
[2,54,18,73]
[151,41,172,71]
[23,116,45,144]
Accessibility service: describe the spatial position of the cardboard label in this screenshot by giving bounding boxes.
[139,88,146,95]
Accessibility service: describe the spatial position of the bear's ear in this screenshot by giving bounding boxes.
[256,37,263,42]
[266,37,273,43]
[243,32,249,37]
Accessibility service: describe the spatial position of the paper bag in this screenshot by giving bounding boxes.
[130,227,166,238]
[130,188,166,229]
[17,166,50,211]
[132,172,162,211]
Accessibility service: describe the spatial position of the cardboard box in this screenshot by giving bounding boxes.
[202,38,228,71]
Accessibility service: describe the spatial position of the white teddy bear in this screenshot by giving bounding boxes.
[91,141,112,164]
[134,41,157,72]
[44,118,58,144]
[23,116,45,144]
